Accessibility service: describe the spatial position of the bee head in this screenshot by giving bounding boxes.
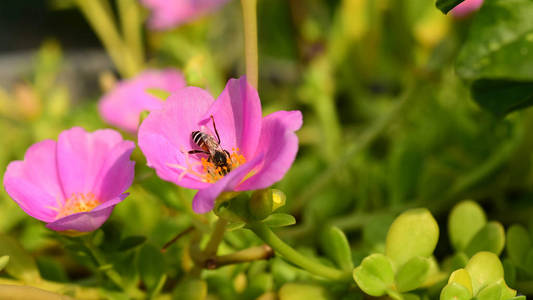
[213,151,228,166]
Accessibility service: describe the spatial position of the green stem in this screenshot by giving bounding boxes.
[248,222,350,281]
[203,218,228,258]
[75,0,139,77]
[0,278,101,300]
[205,245,273,269]
[82,236,125,291]
[117,0,145,68]
[240,0,259,89]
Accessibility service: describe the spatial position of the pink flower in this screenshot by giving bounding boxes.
[3,127,135,233]
[141,0,231,30]
[451,0,484,18]
[138,77,302,213]
[99,69,186,133]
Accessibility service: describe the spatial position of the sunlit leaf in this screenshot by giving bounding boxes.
[385,209,439,267]
[448,201,486,252]
[395,256,431,292]
[353,254,394,296]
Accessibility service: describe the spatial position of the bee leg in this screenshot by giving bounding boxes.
[210,115,222,144]
[188,150,209,155]
[224,150,230,157]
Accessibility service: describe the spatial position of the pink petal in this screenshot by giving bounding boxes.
[236,110,302,191]
[92,141,135,201]
[46,194,127,232]
[99,69,186,133]
[142,0,230,30]
[3,140,64,222]
[57,127,129,200]
[138,87,214,189]
[451,0,484,18]
[200,76,262,160]
[192,154,264,213]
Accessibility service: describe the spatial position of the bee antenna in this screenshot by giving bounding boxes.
[210,115,221,144]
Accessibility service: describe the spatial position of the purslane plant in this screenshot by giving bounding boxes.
[3,127,135,233]
[138,76,302,213]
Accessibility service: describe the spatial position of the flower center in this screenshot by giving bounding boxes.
[200,148,247,183]
[55,192,101,219]
[169,148,246,183]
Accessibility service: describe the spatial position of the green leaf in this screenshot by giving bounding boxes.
[470,80,533,116]
[476,282,502,300]
[279,283,332,300]
[118,236,146,252]
[0,255,9,271]
[137,244,166,292]
[506,225,532,266]
[465,252,504,295]
[499,279,518,300]
[464,222,505,257]
[455,0,533,116]
[262,213,296,228]
[436,0,465,14]
[385,209,440,267]
[448,269,473,296]
[448,201,487,252]
[0,235,40,282]
[440,282,472,300]
[353,254,394,296]
[320,226,354,271]
[173,279,207,300]
[395,256,431,292]
[145,88,171,100]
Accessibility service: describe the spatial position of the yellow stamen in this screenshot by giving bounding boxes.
[169,149,247,183]
[56,192,101,219]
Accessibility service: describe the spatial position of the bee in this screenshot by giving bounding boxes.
[189,115,231,175]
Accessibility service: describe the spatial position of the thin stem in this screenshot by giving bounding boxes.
[117,0,145,68]
[82,236,125,291]
[75,0,140,77]
[248,222,351,281]
[203,218,228,258]
[240,0,259,89]
[0,278,101,300]
[0,285,77,300]
[161,226,195,252]
[205,245,274,269]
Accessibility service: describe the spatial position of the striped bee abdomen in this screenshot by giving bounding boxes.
[192,131,206,148]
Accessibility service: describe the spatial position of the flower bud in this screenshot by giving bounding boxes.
[249,189,286,220]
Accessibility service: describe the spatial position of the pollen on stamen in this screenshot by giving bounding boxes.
[199,149,247,183]
[55,192,101,219]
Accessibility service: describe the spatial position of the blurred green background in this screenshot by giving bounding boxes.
[1,0,533,299]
